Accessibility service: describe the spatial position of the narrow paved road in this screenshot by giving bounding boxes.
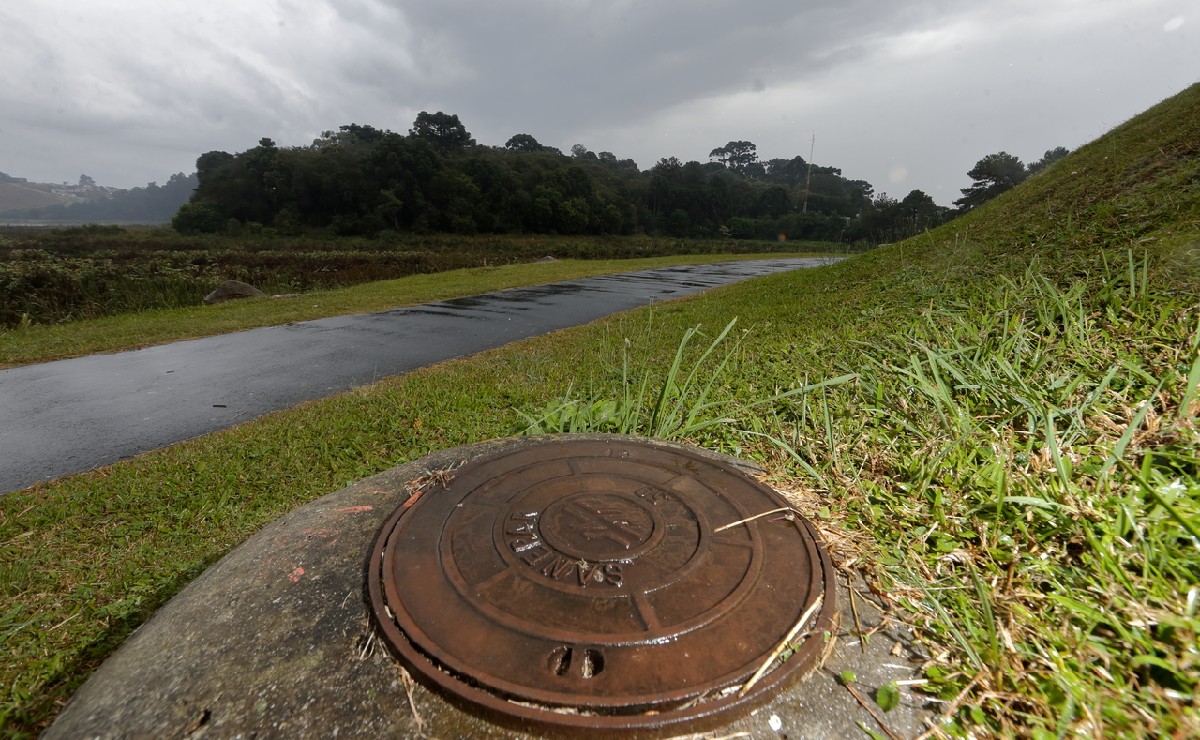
[0,257,837,493]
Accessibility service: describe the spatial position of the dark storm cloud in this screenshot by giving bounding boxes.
[0,0,1195,200]
[386,0,943,139]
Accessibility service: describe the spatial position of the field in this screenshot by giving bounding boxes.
[0,227,837,329]
[1,82,1199,737]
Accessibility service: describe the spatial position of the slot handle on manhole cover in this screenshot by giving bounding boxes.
[548,646,605,680]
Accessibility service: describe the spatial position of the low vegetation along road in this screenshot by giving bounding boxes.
[0,257,836,493]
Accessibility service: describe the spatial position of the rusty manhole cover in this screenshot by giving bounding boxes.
[367,438,835,734]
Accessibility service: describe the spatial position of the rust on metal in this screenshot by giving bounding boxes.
[367,438,835,734]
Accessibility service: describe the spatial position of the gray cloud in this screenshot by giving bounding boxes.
[0,0,1195,204]
[391,1,932,134]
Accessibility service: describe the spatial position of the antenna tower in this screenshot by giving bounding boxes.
[802,133,815,213]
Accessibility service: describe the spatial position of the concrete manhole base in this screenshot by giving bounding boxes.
[46,435,935,739]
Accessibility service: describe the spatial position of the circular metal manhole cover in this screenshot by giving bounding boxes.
[367,438,835,734]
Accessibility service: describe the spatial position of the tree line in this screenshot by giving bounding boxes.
[174,112,957,243]
[175,111,1066,243]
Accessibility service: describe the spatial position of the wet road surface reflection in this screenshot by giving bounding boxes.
[0,257,839,493]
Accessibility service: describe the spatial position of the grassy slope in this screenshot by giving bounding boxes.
[2,84,1199,736]
[0,183,71,213]
[0,252,816,368]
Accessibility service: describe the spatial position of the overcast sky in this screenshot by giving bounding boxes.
[1,1,1195,205]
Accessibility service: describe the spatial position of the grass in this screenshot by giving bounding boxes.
[0,252,814,368]
[513,259,1199,738]
[842,265,1198,737]
[1,82,1199,736]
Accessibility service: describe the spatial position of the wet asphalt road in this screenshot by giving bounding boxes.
[1,257,837,493]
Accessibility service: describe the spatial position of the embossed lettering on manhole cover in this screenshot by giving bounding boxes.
[367,438,835,734]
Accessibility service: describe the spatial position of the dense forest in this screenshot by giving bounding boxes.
[176,113,955,244]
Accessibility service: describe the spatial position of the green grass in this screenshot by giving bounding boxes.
[2,83,1199,736]
[0,252,811,368]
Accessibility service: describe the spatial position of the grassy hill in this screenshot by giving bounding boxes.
[0,182,73,213]
[1,82,1198,737]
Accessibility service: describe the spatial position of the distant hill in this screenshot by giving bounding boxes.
[0,182,76,212]
[0,172,197,224]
